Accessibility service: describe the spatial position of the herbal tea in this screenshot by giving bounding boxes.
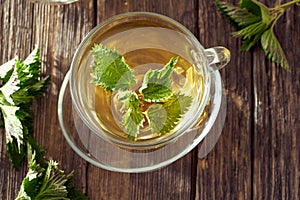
[80,25,206,143]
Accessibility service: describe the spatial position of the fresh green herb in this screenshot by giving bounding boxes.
[92,45,192,140]
[215,0,300,70]
[0,48,88,199]
[91,44,136,92]
[16,153,68,200]
[139,57,178,102]
[120,91,145,140]
[147,93,192,135]
[16,152,88,200]
[0,47,50,169]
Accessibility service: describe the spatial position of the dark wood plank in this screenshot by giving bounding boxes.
[31,0,95,196]
[0,1,35,199]
[252,1,300,199]
[1,0,299,199]
[196,1,252,199]
[0,0,95,199]
[86,0,198,199]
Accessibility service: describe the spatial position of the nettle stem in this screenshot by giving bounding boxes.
[271,0,300,11]
[270,0,299,29]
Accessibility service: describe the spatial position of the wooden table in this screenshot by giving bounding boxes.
[1,0,299,199]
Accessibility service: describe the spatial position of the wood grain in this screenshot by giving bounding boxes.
[252,1,300,199]
[31,0,95,197]
[196,1,252,199]
[0,1,35,199]
[0,0,95,199]
[0,0,299,200]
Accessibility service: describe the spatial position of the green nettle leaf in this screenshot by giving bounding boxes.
[252,0,272,24]
[215,1,241,28]
[0,58,15,80]
[16,152,88,200]
[215,1,260,28]
[0,49,87,199]
[231,9,261,27]
[146,103,167,134]
[34,160,69,200]
[0,47,50,169]
[16,155,42,199]
[17,155,71,200]
[0,63,20,105]
[0,104,23,150]
[121,91,145,140]
[240,0,261,16]
[16,48,42,87]
[140,57,178,102]
[6,137,27,169]
[232,21,268,39]
[261,29,289,70]
[12,75,51,106]
[240,32,263,51]
[233,19,268,51]
[147,93,192,135]
[216,0,299,69]
[92,44,136,92]
[92,45,192,140]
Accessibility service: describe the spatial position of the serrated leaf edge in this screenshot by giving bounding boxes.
[261,29,290,70]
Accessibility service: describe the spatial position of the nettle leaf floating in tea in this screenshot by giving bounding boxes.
[92,44,136,92]
[92,44,193,141]
[139,57,178,102]
[119,91,145,140]
[147,93,192,135]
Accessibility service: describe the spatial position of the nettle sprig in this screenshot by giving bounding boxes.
[0,48,88,199]
[0,48,50,169]
[92,44,192,141]
[216,0,300,70]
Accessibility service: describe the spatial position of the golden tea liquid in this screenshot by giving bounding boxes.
[76,24,207,145]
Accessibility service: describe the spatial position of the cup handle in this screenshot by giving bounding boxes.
[204,46,230,70]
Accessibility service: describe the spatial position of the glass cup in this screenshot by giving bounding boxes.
[58,12,230,172]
